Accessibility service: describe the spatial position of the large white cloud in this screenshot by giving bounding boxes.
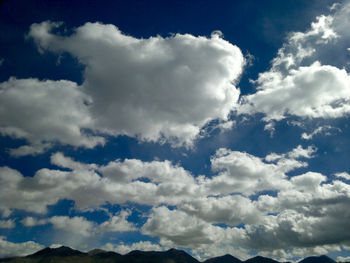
[240,62,350,121]
[0,78,104,156]
[27,21,245,147]
[239,4,350,122]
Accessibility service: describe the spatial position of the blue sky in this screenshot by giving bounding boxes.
[1,0,350,261]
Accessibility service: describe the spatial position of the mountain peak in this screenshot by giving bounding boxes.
[299,255,336,263]
[27,246,83,258]
[204,253,242,263]
[245,255,280,263]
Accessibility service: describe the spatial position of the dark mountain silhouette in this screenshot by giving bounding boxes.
[0,246,199,263]
[0,246,341,263]
[28,246,83,257]
[122,248,199,263]
[204,254,242,263]
[299,255,337,263]
[245,256,280,263]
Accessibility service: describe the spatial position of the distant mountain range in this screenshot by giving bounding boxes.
[0,246,346,263]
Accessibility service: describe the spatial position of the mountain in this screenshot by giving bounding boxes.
[204,254,242,263]
[245,256,280,263]
[88,249,108,255]
[299,255,337,263]
[0,246,198,263]
[122,248,199,263]
[0,246,340,263]
[28,246,83,257]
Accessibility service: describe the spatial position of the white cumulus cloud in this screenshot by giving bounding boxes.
[239,4,350,124]
[28,21,245,147]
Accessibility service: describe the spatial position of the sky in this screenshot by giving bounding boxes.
[1,0,350,261]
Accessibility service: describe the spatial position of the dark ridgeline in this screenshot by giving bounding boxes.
[203,254,242,263]
[0,247,198,263]
[29,246,83,257]
[0,246,345,263]
[299,255,337,263]
[245,256,280,263]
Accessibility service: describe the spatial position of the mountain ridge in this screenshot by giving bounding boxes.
[0,246,343,263]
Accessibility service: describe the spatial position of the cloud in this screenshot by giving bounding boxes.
[21,216,95,237]
[101,241,163,255]
[0,219,15,229]
[334,172,350,180]
[28,21,245,147]
[0,144,313,215]
[179,195,261,225]
[2,144,350,260]
[21,211,136,237]
[0,154,200,214]
[21,217,46,227]
[301,125,337,140]
[239,4,350,122]
[260,245,341,262]
[141,206,250,260]
[337,256,350,262]
[240,62,350,121]
[243,173,350,252]
[0,236,44,258]
[265,145,316,162]
[142,206,240,247]
[201,145,311,196]
[48,216,94,237]
[98,210,136,232]
[0,78,105,156]
[4,144,350,260]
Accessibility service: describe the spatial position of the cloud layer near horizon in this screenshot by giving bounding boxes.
[1,144,350,260]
